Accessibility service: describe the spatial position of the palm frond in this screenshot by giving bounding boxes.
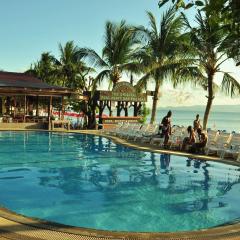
[119,62,143,75]
[135,73,152,92]
[221,73,240,97]
[146,11,158,38]
[95,69,111,86]
[132,25,152,44]
[79,48,108,69]
[173,66,206,87]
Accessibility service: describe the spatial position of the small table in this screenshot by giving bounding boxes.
[51,120,70,131]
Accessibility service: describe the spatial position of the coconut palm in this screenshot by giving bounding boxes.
[133,8,192,123]
[26,52,58,85]
[57,41,93,89]
[79,20,140,89]
[182,8,239,130]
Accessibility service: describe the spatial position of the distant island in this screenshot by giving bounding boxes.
[159,105,240,113]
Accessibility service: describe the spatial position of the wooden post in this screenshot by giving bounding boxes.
[109,101,112,116]
[36,96,39,116]
[98,101,104,129]
[23,95,26,122]
[0,97,2,115]
[14,96,17,118]
[117,101,121,116]
[61,96,65,120]
[133,102,138,117]
[124,102,128,117]
[48,96,53,130]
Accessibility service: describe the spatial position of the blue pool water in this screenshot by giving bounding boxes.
[0,131,240,232]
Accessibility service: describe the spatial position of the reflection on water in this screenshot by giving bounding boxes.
[0,131,240,232]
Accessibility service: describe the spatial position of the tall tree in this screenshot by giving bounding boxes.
[26,52,58,85]
[27,41,93,90]
[158,0,240,66]
[57,41,92,89]
[133,8,190,123]
[79,21,140,89]
[182,6,239,129]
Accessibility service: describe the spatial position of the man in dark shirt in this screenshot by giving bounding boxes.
[161,110,172,146]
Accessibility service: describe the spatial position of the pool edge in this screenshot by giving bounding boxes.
[0,129,240,240]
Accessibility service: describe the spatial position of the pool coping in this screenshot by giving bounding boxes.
[0,129,240,240]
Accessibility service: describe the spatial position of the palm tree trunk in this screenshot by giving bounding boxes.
[203,73,215,130]
[150,83,160,124]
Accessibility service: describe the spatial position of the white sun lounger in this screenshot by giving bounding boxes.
[141,124,159,143]
[118,124,142,139]
[205,132,232,156]
[126,124,148,140]
[101,122,124,135]
[132,124,151,141]
[112,123,130,136]
[220,133,240,160]
[168,127,187,150]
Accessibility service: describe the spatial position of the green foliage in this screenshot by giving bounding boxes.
[25,52,59,85]
[221,73,240,97]
[158,0,240,66]
[79,21,141,88]
[158,0,169,8]
[195,1,204,6]
[138,104,150,124]
[26,1,240,130]
[133,7,194,122]
[26,41,94,91]
[70,100,85,113]
[176,1,239,129]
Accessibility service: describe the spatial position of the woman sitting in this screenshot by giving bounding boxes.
[181,126,196,151]
[190,128,208,153]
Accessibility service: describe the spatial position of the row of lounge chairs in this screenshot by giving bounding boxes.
[101,123,240,161]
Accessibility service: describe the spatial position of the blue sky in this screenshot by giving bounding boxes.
[0,0,239,106]
[0,0,164,71]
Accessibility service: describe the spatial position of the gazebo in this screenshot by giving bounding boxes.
[0,71,73,129]
[84,81,153,129]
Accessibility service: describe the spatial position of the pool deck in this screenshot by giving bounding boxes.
[1,129,240,240]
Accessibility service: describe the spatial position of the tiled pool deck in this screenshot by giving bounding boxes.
[0,129,240,240]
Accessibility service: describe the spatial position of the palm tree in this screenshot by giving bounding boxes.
[26,52,58,85]
[79,21,140,88]
[133,8,191,123]
[57,41,92,89]
[182,7,239,130]
[27,42,94,90]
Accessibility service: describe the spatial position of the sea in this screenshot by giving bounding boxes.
[67,105,240,133]
[152,105,240,133]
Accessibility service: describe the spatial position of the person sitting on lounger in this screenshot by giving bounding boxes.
[190,128,208,153]
[193,114,202,131]
[181,126,196,151]
[161,110,172,146]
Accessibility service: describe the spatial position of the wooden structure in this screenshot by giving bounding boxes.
[51,120,70,131]
[101,116,142,129]
[0,71,73,130]
[84,81,153,129]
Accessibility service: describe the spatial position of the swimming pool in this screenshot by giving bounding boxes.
[0,131,240,233]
